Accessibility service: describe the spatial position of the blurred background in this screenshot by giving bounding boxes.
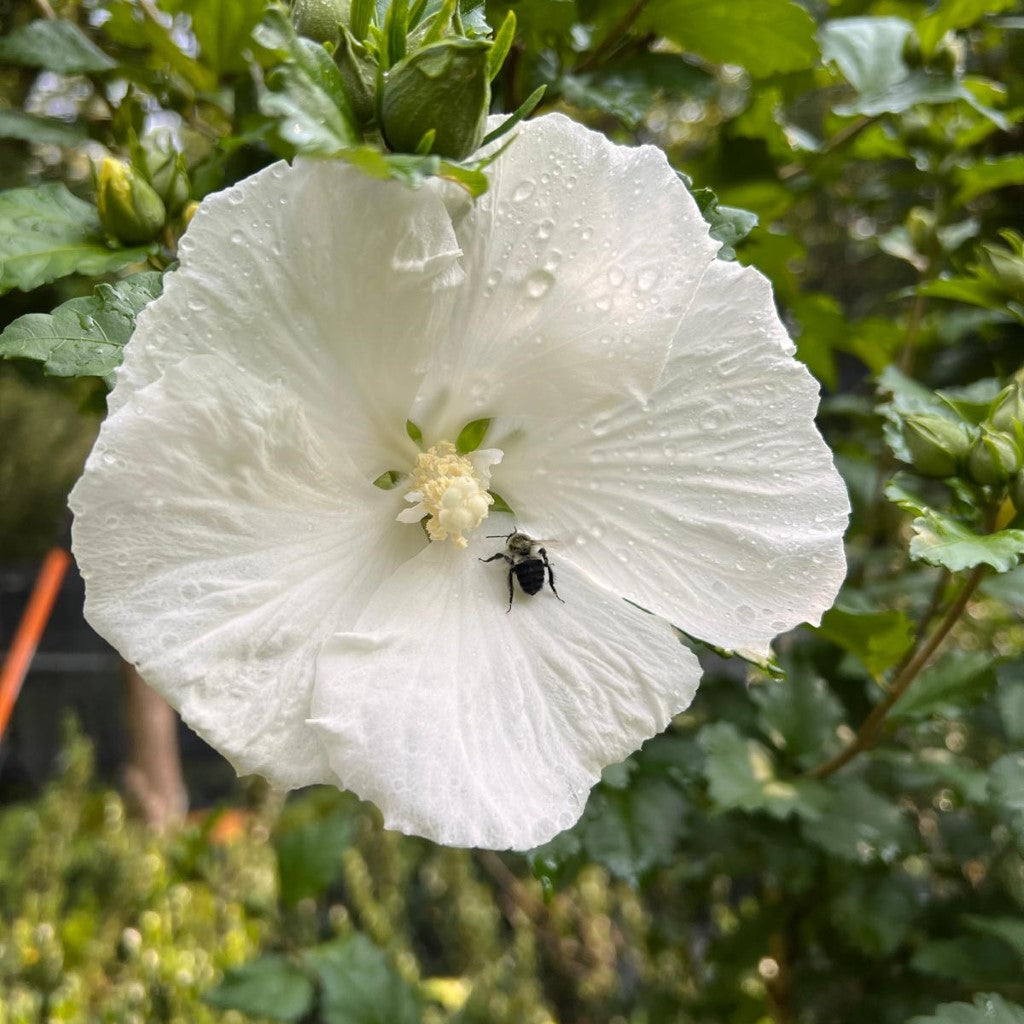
[1,0,1023,1022]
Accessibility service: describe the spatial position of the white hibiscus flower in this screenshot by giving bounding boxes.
[69,114,849,850]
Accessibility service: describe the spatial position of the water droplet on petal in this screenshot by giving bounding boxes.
[608,266,626,288]
[512,179,536,202]
[525,269,555,299]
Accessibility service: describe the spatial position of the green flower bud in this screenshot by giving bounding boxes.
[901,413,972,478]
[906,207,936,255]
[335,26,376,127]
[927,33,961,75]
[990,380,1024,435]
[96,157,166,245]
[139,143,191,218]
[292,0,347,45]
[382,37,491,160]
[967,427,1022,486]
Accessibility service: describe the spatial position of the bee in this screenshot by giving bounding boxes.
[480,529,565,612]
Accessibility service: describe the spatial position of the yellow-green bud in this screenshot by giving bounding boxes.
[906,207,936,255]
[140,144,190,218]
[335,26,376,127]
[382,37,491,160]
[927,33,960,75]
[902,413,972,478]
[292,0,347,45]
[967,427,1022,486]
[96,157,166,245]
[990,381,1024,435]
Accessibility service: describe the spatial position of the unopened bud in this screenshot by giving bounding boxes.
[902,414,971,478]
[990,381,1024,435]
[906,207,936,255]
[292,0,347,45]
[967,427,1022,486]
[928,33,961,75]
[96,157,165,245]
[139,143,190,218]
[382,37,491,160]
[335,26,376,126]
[902,30,924,69]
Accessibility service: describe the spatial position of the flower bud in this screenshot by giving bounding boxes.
[906,207,936,255]
[335,26,376,127]
[990,380,1024,435]
[381,37,491,160]
[901,413,971,478]
[902,30,924,69]
[967,427,1022,486]
[96,157,166,245]
[292,0,347,45]
[139,143,190,218]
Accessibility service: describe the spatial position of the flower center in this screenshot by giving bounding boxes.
[396,441,503,549]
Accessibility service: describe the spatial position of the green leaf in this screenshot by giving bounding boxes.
[891,652,998,721]
[0,109,87,147]
[406,419,423,444]
[578,776,689,884]
[917,0,1021,55]
[912,938,1024,987]
[455,417,491,454]
[817,606,915,677]
[0,183,151,295]
[908,994,1024,1024]
[204,955,315,1022]
[989,752,1024,845]
[701,722,828,820]
[752,658,844,766]
[0,18,116,73]
[166,0,266,73]
[687,183,758,260]
[257,12,358,155]
[802,780,916,862]
[828,872,917,956]
[273,810,352,907]
[963,915,1024,961]
[907,511,1024,572]
[955,155,1024,204]
[304,935,420,1024]
[0,271,162,386]
[642,0,818,77]
[997,662,1024,742]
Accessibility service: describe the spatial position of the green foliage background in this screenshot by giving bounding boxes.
[0,0,1023,1021]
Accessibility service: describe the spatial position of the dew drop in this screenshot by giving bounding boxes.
[607,266,626,288]
[534,218,555,241]
[637,267,660,291]
[511,179,536,202]
[525,269,555,299]
[229,229,245,246]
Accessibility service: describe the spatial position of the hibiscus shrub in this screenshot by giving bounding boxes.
[1,0,1024,1022]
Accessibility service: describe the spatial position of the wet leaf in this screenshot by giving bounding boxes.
[0,18,116,73]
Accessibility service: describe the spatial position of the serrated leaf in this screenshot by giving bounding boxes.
[802,780,915,862]
[578,776,689,884]
[273,810,352,907]
[304,935,420,1024]
[204,955,315,1022]
[701,722,828,820]
[0,272,162,386]
[752,658,844,765]
[908,511,1024,572]
[818,606,915,677]
[0,110,87,147]
[908,993,1024,1024]
[955,155,1024,204]
[0,184,151,295]
[891,651,997,720]
[0,18,116,73]
[643,0,817,77]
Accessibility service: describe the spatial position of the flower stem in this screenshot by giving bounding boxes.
[807,563,986,780]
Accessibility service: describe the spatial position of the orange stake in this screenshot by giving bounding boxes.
[0,548,72,743]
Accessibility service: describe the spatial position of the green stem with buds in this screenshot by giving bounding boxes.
[807,563,987,780]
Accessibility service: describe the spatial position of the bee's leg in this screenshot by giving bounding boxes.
[540,550,565,603]
[506,567,515,613]
[479,552,507,563]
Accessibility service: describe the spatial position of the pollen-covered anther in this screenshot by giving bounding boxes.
[396,440,503,548]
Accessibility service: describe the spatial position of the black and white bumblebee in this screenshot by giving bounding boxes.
[480,530,565,612]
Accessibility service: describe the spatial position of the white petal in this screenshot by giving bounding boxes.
[414,114,720,438]
[71,355,423,788]
[495,260,849,656]
[308,526,701,849]
[112,159,463,475]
